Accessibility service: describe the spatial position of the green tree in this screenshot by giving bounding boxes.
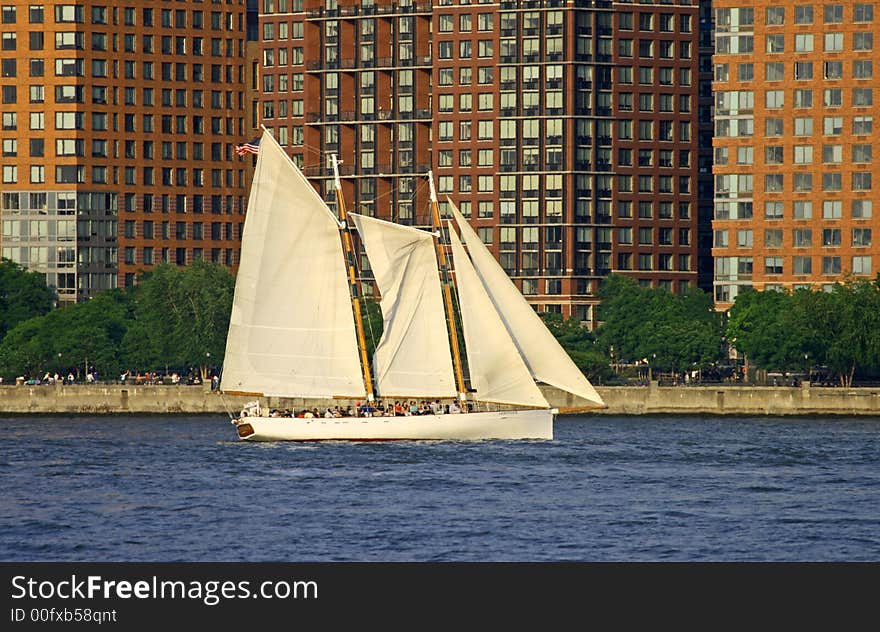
[727,279,880,385]
[0,317,46,379]
[726,288,805,371]
[594,274,651,364]
[0,258,54,341]
[37,289,131,379]
[0,289,131,380]
[595,274,723,375]
[359,298,383,359]
[122,261,234,378]
[541,312,611,381]
[824,278,880,386]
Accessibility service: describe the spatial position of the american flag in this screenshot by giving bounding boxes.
[234,138,260,156]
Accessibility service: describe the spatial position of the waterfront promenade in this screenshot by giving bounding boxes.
[2,382,880,417]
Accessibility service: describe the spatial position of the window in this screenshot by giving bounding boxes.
[852,256,872,276]
[794,173,813,192]
[853,88,873,107]
[854,60,873,79]
[853,116,873,135]
[854,32,873,51]
[765,90,784,108]
[824,116,843,136]
[765,146,783,164]
[794,4,813,24]
[853,172,872,191]
[764,118,783,136]
[794,89,812,108]
[794,117,813,136]
[853,144,872,163]
[738,63,754,81]
[824,62,843,80]
[765,201,783,219]
[793,257,811,275]
[854,4,874,22]
[765,174,783,193]
[852,228,872,247]
[793,229,812,247]
[766,6,785,25]
[823,4,843,23]
[823,202,842,220]
[795,33,813,52]
[794,145,813,164]
[822,173,842,191]
[853,200,872,218]
[765,257,783,274]
[794,61,813,80]
[823,89,842,107]
[766,35,784,54]
[824,33,843,52]
[794,201,813,219]
[765,62,784,81]
[822,256,841,275]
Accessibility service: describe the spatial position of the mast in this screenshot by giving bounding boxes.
[428,171,467,400]
[331,154,374,401]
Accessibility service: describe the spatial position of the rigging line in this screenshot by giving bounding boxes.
[348,229,381,360]
[218,392,236,421]
[342,199,380,361]
[440,212,472,392]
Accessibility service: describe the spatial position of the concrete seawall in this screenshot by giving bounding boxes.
[2,382,880,416]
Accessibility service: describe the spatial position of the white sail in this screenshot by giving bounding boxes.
[220,130,366,398]
[349,213,457,398]
[448,228,550,408]
[450,202,605,409]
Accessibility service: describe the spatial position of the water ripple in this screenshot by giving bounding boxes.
[0,414,879,561]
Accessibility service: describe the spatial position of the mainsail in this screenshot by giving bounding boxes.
[220,130,365,398]
[450,202,605,408]
[448,228,550,408]
[349,213,457,398]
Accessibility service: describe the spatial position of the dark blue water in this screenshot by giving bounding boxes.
[1,415,878,561]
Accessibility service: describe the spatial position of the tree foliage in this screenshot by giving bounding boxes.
[541,312,611,381]
[121,261,235,376]
[0,289,131,379]
[0,258,54,340]
[594,274,724,373]
[726,277,880,386]
[0,261,234,381]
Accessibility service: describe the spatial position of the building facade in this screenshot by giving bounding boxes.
[257,0,712,325]
[712,0,879,308]
[0,1,250,302]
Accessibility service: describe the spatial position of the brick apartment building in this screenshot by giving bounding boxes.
[0,0,252,302]
[711,0,879,307]
[257,0,713,325]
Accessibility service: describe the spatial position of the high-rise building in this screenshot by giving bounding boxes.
[258,0,712,326]
[711,0,879,308]
[0,1,251,302]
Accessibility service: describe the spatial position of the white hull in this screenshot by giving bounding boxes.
[234,408,554,441]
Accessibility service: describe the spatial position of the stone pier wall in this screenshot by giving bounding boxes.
[2,382,880,416]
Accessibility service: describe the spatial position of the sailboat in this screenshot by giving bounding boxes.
[220,129,605,441]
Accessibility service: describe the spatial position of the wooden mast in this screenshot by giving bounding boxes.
[331,154,375,401]
[428,171,467,401]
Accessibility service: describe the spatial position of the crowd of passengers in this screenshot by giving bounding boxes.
[267,399,470,419]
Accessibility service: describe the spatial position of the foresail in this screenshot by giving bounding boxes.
[349,213,457,398]
[448,228,549,408]
[450,202,605,409]
[220,130,366,398]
